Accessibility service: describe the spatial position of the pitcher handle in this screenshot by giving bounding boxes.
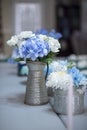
[45,62,49,81]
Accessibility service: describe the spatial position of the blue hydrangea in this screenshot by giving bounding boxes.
[19,35,50,61]
[49,29,62,39]
[35,28,62,39]
[68,67,86,87]
[35,28,48,35]
[8,58,16,64]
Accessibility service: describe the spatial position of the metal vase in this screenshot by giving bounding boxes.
[53,89,84,115]
[24,61,48,105]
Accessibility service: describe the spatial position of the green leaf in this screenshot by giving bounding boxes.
[15,58,24,62]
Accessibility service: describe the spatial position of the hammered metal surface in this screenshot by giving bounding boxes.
[53,89,84,114]
[24,61,48,105]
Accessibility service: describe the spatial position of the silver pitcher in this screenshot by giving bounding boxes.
[24,61,48,105]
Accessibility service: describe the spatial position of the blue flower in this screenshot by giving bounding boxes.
[35,28,48,35]
[8,58,16,64]
[19,35,50,61]
[49,29,62,39]
[35,28,62,39]
[68,67,86,87]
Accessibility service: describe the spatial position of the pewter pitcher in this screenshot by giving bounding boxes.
[53,89,84,114]
[24,61,48,105]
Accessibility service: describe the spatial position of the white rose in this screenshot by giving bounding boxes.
[7,35,18,46]
[48,37,61,52]
[39,34,48,41]
[18,31,35,39]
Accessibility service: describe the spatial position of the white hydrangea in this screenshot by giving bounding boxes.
[48,37,61,52]
[50,61,67,72]
[7,35,18,46]
[18,31,35,40]
[46,71,73,90]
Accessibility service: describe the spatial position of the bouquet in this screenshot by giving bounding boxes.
[46,60,87,93]
[6,29,61,63]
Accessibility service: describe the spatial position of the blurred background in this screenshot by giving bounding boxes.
[0,1,87,130]
[0,0,87,57]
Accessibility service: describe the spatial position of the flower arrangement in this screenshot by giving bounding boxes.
[7,30,61,63]
[46,60,87,93]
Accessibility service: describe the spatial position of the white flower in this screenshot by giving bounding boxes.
[7,35,18,46]
[18,31,35,39]
[50,61,67,72]
[48,37,61,52]
[46,72,59,87]
[39,34,48,40]
[46,71,73,90]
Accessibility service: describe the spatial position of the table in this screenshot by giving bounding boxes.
[0,63,65,130]
[1,62,87,130]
